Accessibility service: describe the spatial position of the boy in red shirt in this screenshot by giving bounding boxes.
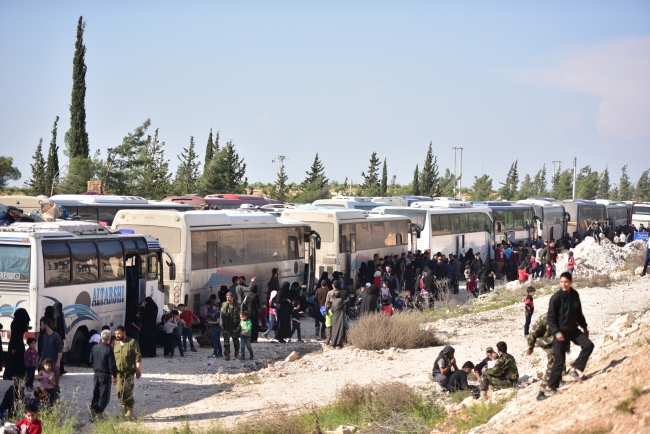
[518,265,530,283]
[16,404,42,434]
[178,303,200,352]
[567,251,575,275]
[380,297,394,316]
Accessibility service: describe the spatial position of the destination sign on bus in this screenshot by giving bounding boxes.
[0,272,21,280]
[91,285,126,307]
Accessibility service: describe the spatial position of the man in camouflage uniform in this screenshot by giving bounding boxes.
[221,292,240,361]
[114,325,141,419]
[526,313,566,401]
[478,341,519,401]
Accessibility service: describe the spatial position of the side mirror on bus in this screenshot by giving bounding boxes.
[539,222,543,230]
[315,237,321,250]
[496,222,502,232]
[167,261,176,281]
[416,227,421,239]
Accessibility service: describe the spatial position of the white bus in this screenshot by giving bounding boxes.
[311,197,388,211]
[279,209,411,283]
[112,210,314,310]
[372,201,493,259]
[0,221,175,361]
[631,202,650,229]
[48,194,194,226]
[517,199,566,242]
[594,200,630,229]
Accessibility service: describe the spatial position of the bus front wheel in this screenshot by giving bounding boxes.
[68,329,87,363]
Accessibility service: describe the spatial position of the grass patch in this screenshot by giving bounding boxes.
[450,390,473,404]
[451,399,508,432]
[616,386,644,413]
[225,373,261,385]
[348,311,442,350]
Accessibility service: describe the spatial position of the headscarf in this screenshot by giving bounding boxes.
[279,282,290,299]
[440,345,455,356]
[144,296,155,305]
[89,334,101,344]
[250,284,258,294]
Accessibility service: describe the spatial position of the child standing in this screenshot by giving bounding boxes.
[162,315,175,357]
[207,301,223,358]
[15,404,42,434]
[567,251,575,275]
[259,302,269,331]
[171,311,185,357]
[24,338,39,391]
[34,358,56,405]
[130,310,141,342]
[289,301,303,343]
[380,296,394,316]
[324,302,333,345]
[466,273,478,298]
[524,286,535,336]
[262,290,277,340]
[545,262,553,280]
[518,264,530,283]
[380,281,390,300]
[239,312,253,360]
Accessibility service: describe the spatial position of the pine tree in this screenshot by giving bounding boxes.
[618,164,634,201]
[380,158,388,196]
[598,166,610,199]
[498,160,519,200]
[412,165,420,195]
[575,166,599,200]
[302,153,328,188]
[139,129,172,200]
[0,157,21,191]
[420,142,440,197]
[45,116,60,196]
[174,136,201,195]
[470,175,493,201]
[531,165,547,197]
[635,170,650,201]
[68,16,89,158]
[516,174,534,200]
[220,140,247,194]
[360,152,381,196]
[204,128,214,171]
[270,164,289,201]
[554,169,574,200]
[25,139,47,196]
[550,164,562,198]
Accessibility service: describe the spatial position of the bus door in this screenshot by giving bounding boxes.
[124,252,142,336]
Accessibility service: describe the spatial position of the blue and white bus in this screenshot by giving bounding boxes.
[0,221,175,362]
[474,202,535,246]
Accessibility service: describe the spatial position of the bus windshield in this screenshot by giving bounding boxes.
[0,245,31,281]
[633,204,650,215]
[382,209,427,229]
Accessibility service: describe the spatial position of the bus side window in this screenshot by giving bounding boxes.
[97,240,125,281]
[70,241,99,284]
[43,242,71,287]
[288,236,299,260]
[147,254,159,281]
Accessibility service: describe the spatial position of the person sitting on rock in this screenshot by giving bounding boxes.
[478,341,519,401]
[432,346,458,389]
[448,361,475,393]
[473,346,496,383]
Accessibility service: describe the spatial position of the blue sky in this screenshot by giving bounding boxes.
[1,1,649,190]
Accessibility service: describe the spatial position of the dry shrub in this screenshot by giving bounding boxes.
[335,382,425,417]
[232,409,307,434]
[625,248,646,269]
[348,310,441,350]
[583,273,612,288]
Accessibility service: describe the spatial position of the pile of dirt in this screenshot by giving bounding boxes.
[556,238,646,276]
[471,311,650,434]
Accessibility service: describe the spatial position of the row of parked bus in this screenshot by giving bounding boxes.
[0,192,643,364]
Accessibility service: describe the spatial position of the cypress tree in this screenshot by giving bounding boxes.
[140,129,172,200]
[303,153,328,187]
[531,165,547,197]
[25,139,47,196]
[420,142,440,197]
[618,164,634,201]
[271,164,289,201]
[575,166,599,200]
[380,158,388,196]
[412,165,420,195]
[220,140,247,194]
[45,116,60,196]
[498,160,519,200]
[635,169,650,201]
[204,129,214,171]
[516,174,534,200]
[68,16,89,158]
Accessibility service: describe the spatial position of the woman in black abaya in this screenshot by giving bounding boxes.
[479,256,496,294]
[358,284,379,316]
[275,283,292,343]
[245,284,261,343]
[329,290,349,348]
[139,297,158,357]
[3,308,30,380]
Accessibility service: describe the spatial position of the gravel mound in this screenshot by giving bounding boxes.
[556,238,646,276]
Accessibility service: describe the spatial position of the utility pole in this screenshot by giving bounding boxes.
[271,155,287,173]
[572,157,577,200]
[452,147,459,196]
[458,147,464,196]
[552,161,561,177]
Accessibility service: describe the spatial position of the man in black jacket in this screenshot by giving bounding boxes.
[546,272,594,395]
[89,329,118,420]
